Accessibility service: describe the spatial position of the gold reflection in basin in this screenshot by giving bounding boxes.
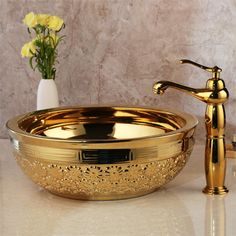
[6,106,198,200]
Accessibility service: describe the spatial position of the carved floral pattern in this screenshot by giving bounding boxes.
[15,149,192,200]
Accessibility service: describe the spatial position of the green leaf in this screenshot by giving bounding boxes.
[29,56,35,70]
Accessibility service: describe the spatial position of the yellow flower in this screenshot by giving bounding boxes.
[21,41,36,58]
[23,12,38,28]
[37,14,50,26]
[48,16,64,31]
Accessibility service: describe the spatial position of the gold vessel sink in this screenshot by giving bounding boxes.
[7,106,198,200]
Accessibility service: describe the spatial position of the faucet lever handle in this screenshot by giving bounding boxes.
[179,59,222,79]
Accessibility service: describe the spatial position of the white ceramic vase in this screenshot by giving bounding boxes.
[37,79,59,110]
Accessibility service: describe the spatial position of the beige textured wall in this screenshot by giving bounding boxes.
[1,0,236,142]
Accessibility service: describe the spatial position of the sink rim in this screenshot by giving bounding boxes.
[6,105,198,144]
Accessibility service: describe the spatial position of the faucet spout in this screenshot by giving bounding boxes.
[153,81,228,104]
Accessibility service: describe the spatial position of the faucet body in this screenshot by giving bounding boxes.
[153,60,229,195]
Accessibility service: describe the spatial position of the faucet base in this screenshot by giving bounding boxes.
[202,186,229,195]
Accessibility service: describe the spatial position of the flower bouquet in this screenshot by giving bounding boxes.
[21,12,65,109]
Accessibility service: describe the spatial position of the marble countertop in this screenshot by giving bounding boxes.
[1,139,236,236]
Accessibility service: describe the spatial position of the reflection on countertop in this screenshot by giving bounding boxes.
[205,196,226,236]
[1,139,236,236]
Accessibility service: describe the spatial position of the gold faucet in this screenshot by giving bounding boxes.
[153,59,229,195]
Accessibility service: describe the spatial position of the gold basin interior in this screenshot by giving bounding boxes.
[7,106,198,200]
[18,107,187,140]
